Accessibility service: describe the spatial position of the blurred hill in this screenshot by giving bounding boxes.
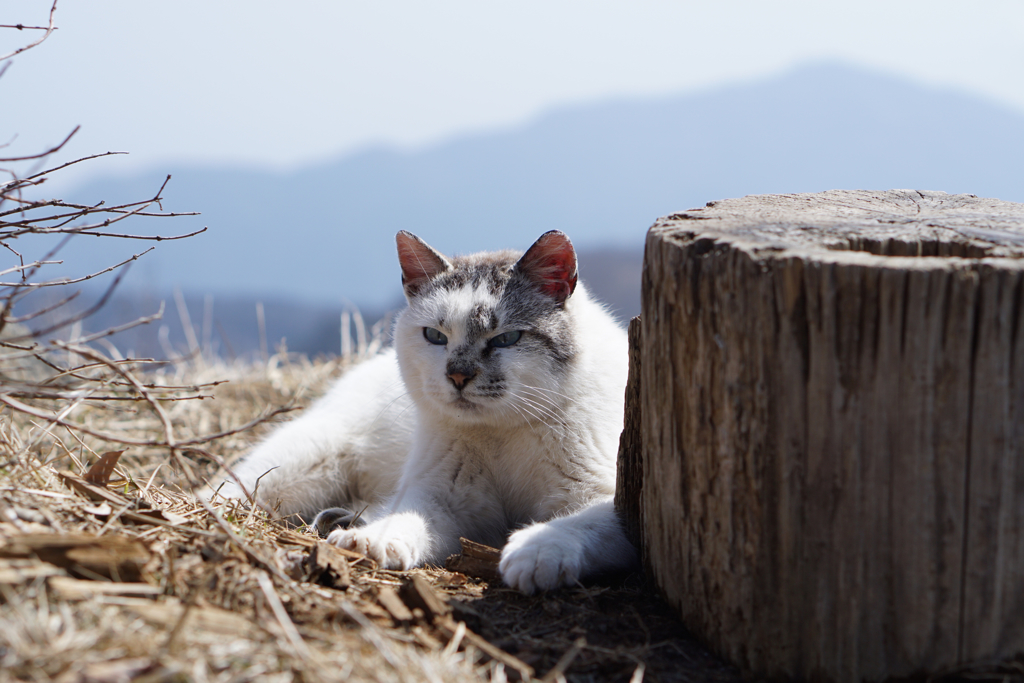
[40,61,1024,356]
[52,246,641,360]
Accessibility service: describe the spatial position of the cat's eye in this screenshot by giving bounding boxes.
[488,330,522,348]
[423,327,448,345]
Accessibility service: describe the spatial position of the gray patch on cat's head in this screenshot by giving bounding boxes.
[420,249,521,299]
[396,234,583,424]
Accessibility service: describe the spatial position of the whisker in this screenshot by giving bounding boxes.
[517,390,572,425]
[512,392,579,435]
[516,394,565,425]
[515,392,590,442]
[519,383,578,403]
[505,390,548,422]
[518,388,568,416]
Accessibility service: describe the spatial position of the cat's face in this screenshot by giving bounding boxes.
[393,231,579,427]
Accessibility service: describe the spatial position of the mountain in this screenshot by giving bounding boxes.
[32,61,1024,354]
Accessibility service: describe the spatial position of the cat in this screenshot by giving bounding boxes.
[216,230,637,593]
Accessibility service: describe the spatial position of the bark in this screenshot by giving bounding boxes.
[626,190,1024,683]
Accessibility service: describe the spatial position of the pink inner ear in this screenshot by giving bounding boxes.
[396,231,450,293]
[519,231,578,302]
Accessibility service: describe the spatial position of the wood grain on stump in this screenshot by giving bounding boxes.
[620,190,1024,683]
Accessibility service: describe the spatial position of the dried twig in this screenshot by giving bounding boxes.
[0,0,59,63]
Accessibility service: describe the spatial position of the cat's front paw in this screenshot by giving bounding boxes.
[326,514,427,570]
[499,522,584,595]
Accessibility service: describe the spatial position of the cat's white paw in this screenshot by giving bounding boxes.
[327,516,426,570]
[499,522,584,595]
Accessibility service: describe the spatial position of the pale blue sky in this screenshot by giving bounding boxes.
[3,1,1024,185]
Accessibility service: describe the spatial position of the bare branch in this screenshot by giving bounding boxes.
[0,260,61,278]
[0,247,154,288]
[0,391,297,452]
[0,18,277,491]
[174,406,299,447]
[32,226,208,242]
[0,125,76,163]
[0,394,161,446]
[23,150,128,182]
[4,289,80,323]
[0,0,59,62]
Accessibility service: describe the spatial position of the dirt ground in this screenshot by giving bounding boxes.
[442,571,743,683]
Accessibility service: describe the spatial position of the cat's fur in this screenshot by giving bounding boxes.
[217,230,637,593]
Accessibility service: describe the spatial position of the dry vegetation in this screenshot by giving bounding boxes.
[0,8,744,683]
[0,342,750,683]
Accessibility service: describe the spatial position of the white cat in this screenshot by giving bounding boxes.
[217,230,637,593]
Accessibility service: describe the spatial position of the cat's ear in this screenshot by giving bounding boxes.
[396,231,452,297]
[515,230,578,304]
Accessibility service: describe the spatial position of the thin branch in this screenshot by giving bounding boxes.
[0,174,185,223]
[4,391,212,402]
[57,344,179,459]
[24,150,128,182]
[174,406,298,447]
[0,0,59,62]
[0,260,61,278]
[0,393,296,458]
[1,261,140,344]
[72,300,165,345]
[34,357,163,386]
[0,394,160,446]
[0,124,75,163]
[4,289,80,323]
[36,226,208,242]
[0,247,154,288]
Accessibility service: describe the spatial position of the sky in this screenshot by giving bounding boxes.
[2,0,1024,187]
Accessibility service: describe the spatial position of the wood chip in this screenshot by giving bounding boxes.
[444,537,502,582]
[377,585,415,625]
[399,574,450,620]
[0,532,151,581]
[304,540,351,589]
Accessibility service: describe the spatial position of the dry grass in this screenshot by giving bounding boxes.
[0,350,505,683]
[0,341,757,683]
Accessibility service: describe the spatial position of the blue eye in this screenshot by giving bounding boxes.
[488,330,522,348]
[423,327,448,345]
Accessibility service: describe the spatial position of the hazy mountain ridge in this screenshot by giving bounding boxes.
[39,61,1024,356]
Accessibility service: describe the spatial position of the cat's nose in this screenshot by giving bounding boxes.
[447,369,476,390]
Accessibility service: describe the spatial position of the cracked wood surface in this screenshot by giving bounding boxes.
[625,190,1024,683]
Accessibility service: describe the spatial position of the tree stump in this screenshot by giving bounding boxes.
[619,190,1024,683]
